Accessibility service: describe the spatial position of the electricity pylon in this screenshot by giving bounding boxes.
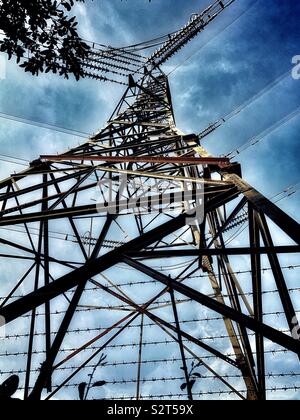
[0,0,299,401]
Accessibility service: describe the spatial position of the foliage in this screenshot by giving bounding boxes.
[0,0,91,80]
[0,375,20,401]
[180,360,203,393]
[78,353,108,400]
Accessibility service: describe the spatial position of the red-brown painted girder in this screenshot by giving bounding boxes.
[40,154,230,167]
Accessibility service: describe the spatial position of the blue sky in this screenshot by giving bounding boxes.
[0,0,300,400]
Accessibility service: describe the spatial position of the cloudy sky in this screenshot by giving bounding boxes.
[0,0,300,400]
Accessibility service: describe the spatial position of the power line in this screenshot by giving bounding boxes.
[0,154,29,167]
[226,105,300,159]
[0,111,92,139]
[197,69,291,142]
[168,0,259,76]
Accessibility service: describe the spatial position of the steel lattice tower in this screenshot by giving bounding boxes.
[0,0,299,401]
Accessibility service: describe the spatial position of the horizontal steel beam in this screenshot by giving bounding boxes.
[127,246,300,258]
[0,181,98,218]
[40,154,230,167]
[0,167,90,203]
[0,187,234,226]
[0,204,99,226]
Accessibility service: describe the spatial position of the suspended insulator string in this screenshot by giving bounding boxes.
[168,0,259,77]
[149,0,240,67]
[0,30,145,80]
[83,57,142,76]
[87,51,144,68]
[81,62,130,78]
[0,226,124,249]
[82,69,127,85]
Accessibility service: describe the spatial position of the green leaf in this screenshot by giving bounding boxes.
[190,380,196,389]
[0,375,19,399]
[78,383,87,401]
[92,381,106,388]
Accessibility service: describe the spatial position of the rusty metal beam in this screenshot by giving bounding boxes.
[40,154,230,167]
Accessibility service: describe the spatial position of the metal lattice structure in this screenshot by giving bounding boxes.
[0,0,300,401]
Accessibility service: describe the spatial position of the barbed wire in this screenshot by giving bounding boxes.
[100,386,300,400]
[0,346,289,367]
[8,307,299,323]
[1,266,300,303]
[1,356,299,381]
[9,374,300,391]
[9,384,300,399]
[1,321,293,341]
[0,338,294,359]
[6,279,297,311]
